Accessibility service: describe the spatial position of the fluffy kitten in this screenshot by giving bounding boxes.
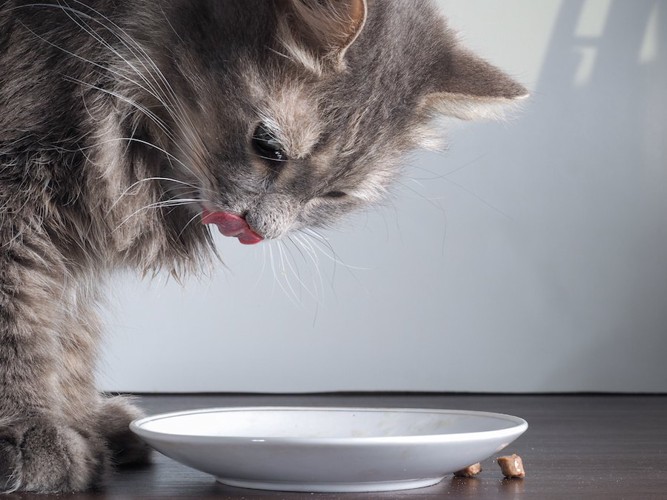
[0,0,527,492]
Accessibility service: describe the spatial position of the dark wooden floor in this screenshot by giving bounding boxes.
[13,394,667,499]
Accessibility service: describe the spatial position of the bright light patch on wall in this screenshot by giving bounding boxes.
[639,2,660,64]
[573,0,612,87]
[574,47,597,87]
[574,0,612,38]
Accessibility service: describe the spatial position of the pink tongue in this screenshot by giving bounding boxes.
[201,210,263,245]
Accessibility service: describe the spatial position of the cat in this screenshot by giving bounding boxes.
[0,0,527,493]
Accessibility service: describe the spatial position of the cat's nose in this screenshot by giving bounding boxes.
[242,194,297,240]
[201,210,263,245]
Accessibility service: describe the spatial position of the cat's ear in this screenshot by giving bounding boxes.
[278,0,367,73]
[422,48,529,121]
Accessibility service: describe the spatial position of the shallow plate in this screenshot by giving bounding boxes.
[130,407,527,493]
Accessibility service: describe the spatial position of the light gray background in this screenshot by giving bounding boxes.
[97,0,667,393]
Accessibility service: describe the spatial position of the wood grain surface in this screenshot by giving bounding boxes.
[12,394,667,499]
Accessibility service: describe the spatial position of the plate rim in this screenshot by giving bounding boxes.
[130,406,528,446]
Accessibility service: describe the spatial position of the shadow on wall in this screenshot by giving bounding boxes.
[527,0,667,390]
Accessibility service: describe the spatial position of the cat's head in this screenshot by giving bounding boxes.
[142,0,527,245]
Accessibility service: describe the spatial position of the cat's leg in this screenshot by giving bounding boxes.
[58,296,150,467]
[62,292,152,467]
[0,243,109,493]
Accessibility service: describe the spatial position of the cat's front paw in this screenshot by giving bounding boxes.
[98,396,151,467]
[0,417,108,493]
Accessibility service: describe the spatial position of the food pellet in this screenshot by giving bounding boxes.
[453,462,482,477]
[497,454,525,478]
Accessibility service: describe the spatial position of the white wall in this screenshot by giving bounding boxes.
[97,0,667,393]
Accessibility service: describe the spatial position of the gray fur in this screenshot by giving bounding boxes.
[0,0,526,492]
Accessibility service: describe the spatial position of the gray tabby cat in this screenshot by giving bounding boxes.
[0,0,527,493]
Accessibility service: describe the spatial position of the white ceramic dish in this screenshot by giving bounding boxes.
[130,407,527,493]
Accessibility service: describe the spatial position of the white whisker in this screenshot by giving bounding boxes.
[16,1,213,192]
[275,241,301,305]
[287,235,324,300]
[268,243,299,306]
[176,211,204,241]
[113,198,202,232]
[281,239,321,303]
[15,8,180,130]
[301,229,370,272]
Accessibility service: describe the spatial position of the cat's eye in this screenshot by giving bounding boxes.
[324,191,347,199]
[252,123,287,165]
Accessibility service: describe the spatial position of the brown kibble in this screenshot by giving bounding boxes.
[453,462,482,477]
[497,454,525,478]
